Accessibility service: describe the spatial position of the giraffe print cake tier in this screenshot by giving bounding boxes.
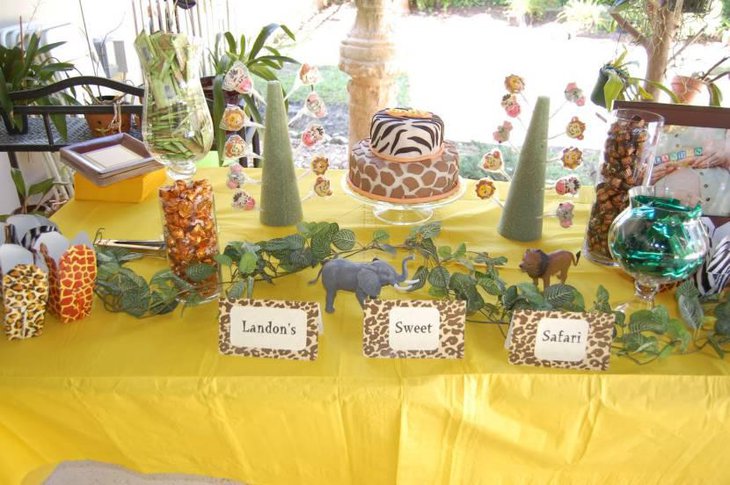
[348,108,460,204]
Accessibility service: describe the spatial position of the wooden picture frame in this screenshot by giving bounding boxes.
[59,133,161,187]
[614,101,730,218]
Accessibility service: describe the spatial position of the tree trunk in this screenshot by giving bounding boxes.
[610,0,683,100]
[642,0,680,99]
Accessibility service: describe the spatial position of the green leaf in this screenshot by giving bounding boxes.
[667,318,691,352]
[10,168,26,198]
[373,229,389,243]
[22,34,40,78]
[224,32,237,54]
[594,285,611,313]
[708,82,723,107]
[449,272,484,314]
[628,309,667,334]
[260,237,293,252]
[502,286,519,310]
[414,221,441,239]
[150,269,176,285]
[284,234,306,250]
[544,284,576,308]
[652,305,670,324]
[214,254,233,267]
[149,290,178,315]
[185,263,216,283]
[678,294,703,330]
[715,300,730,323]
[0,69,14,121]
[428,266,450,289]
[409,266,428,292]
[120,287,150,318]
[613,310,626,327]
[238,252,259,274]
[36,40,65,55]
[437,245,452,260]
[603,70,626,110]
[332,229,356,251]
[516,282,547,307]
[708,336,725,358]
[311,236,332,261]
[418,238,438,260]
[248,55,298,66]
[428,286,448,298]
[239,33,247,58]
[248,63,277,81]
[474,253,508,268]
[453,243,466,259]
[675,280,700,301]
[249,23,291,61]
[477,275,504,296]
[227,280,246,299]
[241,94,262,124]
[288,248,313,268]
[618,333,657,353]
[27,178,54,197]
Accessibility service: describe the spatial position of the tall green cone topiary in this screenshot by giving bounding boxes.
[260,81,303,227]
[497,96,549,241]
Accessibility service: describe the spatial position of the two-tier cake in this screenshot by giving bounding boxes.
[347,108,460,203]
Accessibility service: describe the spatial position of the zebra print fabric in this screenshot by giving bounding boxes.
[369,109,444,160]
[695,217,730,296]
[4,215,59,251]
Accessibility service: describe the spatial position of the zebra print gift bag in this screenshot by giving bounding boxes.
[695,217,730,296]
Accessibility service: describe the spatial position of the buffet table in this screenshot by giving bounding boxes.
[1,168,729,484]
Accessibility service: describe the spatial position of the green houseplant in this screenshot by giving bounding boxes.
[590,49,679,110]
[206,24,299,166]
[0,33,74,137]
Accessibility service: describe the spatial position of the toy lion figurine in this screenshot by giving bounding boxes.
[519,249,581,288]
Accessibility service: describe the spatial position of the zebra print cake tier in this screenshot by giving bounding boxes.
[369,109,445,161]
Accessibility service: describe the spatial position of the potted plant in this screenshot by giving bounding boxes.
[0,33,74,136]
[591,49,679,110]
[205,23,299,165]
[80,85,134,138]
[671,56,728,106]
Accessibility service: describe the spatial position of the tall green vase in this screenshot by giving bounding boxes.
[497,96,549,241]
[260,81,304,227]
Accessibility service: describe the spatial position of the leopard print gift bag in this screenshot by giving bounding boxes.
[2,263,49,340]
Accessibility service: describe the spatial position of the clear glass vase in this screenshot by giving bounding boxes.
[135,32,213,181]
[608,186,709,311]
[159,179,220,301]
[583,108,664,265]
[136,32,218,301]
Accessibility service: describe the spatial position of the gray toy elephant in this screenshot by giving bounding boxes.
[310,255,417,313]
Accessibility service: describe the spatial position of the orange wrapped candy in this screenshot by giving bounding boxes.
[159,179,219,298]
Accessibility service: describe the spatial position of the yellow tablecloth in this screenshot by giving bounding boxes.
[2,168,729,484]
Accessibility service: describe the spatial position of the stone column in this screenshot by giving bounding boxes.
[339,0,398,153]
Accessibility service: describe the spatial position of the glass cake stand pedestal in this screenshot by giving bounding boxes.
[341,174,467,225]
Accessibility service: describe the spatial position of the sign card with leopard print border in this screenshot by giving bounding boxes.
[507,310,615,371]
[362,299,466,359]
[218,298,322,360]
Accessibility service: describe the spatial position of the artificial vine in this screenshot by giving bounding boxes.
[94,220,730,362]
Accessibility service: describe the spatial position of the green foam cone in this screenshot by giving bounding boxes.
[497,96,549,241]
[260,81,304,227]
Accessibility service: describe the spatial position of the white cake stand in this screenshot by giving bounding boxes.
[340,174,467,225]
